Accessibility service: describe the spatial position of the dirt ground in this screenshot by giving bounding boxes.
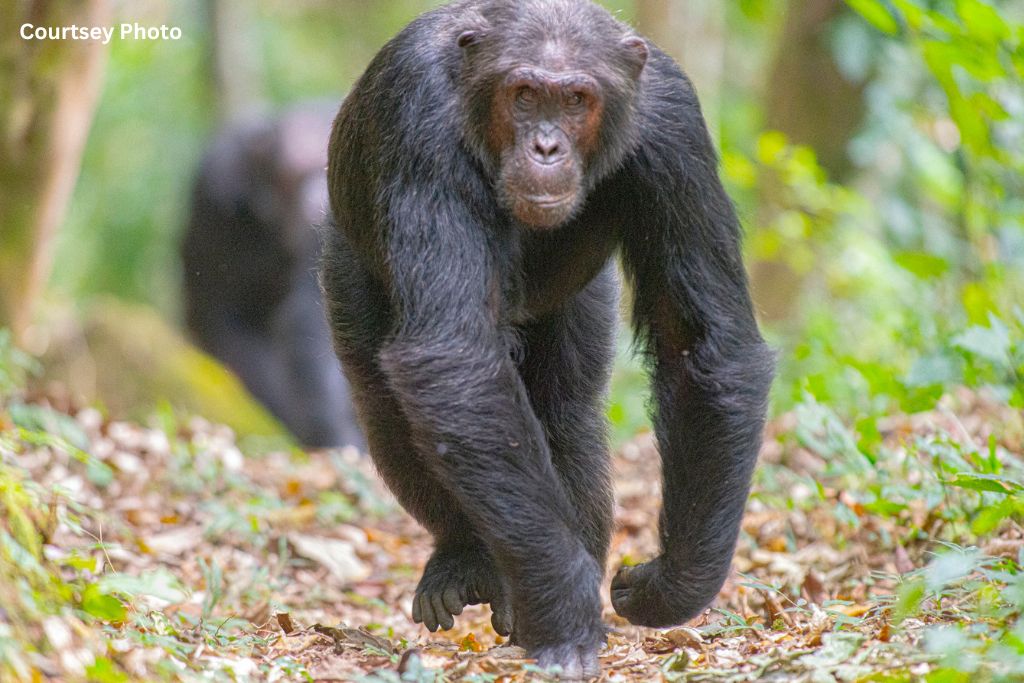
[8,391,1022,681]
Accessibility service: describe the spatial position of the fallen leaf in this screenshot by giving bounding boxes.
[460,633,484,652]
[831,603,872,618]
[276,613,296,634]
[312,624,395,654]
[664,627,703,649]
[894,544,914,574]
[802,571,827,604]
[146,526,203,556]
[289,533,370,583]
[398,648,423,674]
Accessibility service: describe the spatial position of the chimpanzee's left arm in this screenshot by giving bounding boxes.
[610,51,775,628]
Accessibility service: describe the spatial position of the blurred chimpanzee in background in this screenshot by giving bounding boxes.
[181,104,364,450]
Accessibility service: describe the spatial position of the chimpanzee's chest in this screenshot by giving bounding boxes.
[511,217,619,320]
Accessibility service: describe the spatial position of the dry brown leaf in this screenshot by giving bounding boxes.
[664,627,703,649]
[276,613,296,634]
[289,533,370,583]
[894,544,915,574]
[831,603,872,618]
[312,624,396,654]
[459,633,484,653]
[802,570,827,604]
[145,526,203,556]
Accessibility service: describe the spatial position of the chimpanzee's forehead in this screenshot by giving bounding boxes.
[460,0,639,91]
[474,0,627,53]
[489,20,626,74]
[495,36,600,75]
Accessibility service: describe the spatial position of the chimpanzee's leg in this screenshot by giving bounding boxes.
[516,265,619,569]
[320,228,512,634]
[271,268,366,449]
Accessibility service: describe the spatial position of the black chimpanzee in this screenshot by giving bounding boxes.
[182,105,365,450]
[321,0,774,677]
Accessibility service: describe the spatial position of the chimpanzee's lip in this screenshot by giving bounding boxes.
[526,193,575,207]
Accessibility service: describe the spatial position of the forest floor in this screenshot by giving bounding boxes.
[1,389,1023,682]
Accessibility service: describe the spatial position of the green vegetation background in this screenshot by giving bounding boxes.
[4,0,1023,680]
[53,0,1023,439]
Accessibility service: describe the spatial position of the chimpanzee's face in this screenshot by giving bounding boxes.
[458,19,649,229]
[487,66,606,228]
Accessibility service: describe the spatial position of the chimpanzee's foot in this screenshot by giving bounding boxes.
[412,544,513,635]
[611,556,714,628]
[533,642,601,681]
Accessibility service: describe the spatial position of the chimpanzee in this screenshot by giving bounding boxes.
[321,0,773,677]
[182,105,365,450]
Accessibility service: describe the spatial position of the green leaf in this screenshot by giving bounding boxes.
[924,627,973,666]
[85,458,115,488]
[99,569,188,603]
[81,584,127,622]
[663,650,689,677]
[756,130,789,164]
[962,282,998,324]
[895,251,950,279]
[925,549,983,591]
[0,530,45,576]
[925,668,972,683]
[856,415,883,452]
[846,0,901,35]
[863,498,908,516]
[956,0,1010,42]
[891,0,925,29]
[62,553,99,572]
[894,577,925,624]
[86,657,129,683]
[905,355,961,388]
[798,632,865,666]
[8,403,90,450]
[945,472,1023,495]
[952,318,1012,368]
[971,497,1016,535]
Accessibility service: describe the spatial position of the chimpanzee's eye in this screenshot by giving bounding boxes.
[565,92,585,107]
[516,87,538,106]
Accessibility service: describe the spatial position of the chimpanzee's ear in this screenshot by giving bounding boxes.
[457,29,485,48]
[457,14,491,50]
[621,36,649,77]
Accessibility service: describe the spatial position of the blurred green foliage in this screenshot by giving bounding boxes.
[55,3,210,312]
[732,0,1023,418]
[0,331,37,398]
[54,0,631,315]
[50,0,1023,430]
[5,3,1024,679]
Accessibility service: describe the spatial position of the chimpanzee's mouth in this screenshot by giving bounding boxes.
[526,193,575,208]
[514,193,579,228]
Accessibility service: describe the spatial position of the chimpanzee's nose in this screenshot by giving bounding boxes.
[532,135,564,164]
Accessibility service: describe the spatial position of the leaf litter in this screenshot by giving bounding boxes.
[0,387,1021,680]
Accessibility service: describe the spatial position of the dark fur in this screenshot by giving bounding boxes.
[321,0,773,676]
[182,106,365,450]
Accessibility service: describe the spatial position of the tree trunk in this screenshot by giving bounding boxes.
[0,0,111,348]
[764,0,865,179]
[751,0,866,322]
[634,0,726,134]
[205,0,263,122]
